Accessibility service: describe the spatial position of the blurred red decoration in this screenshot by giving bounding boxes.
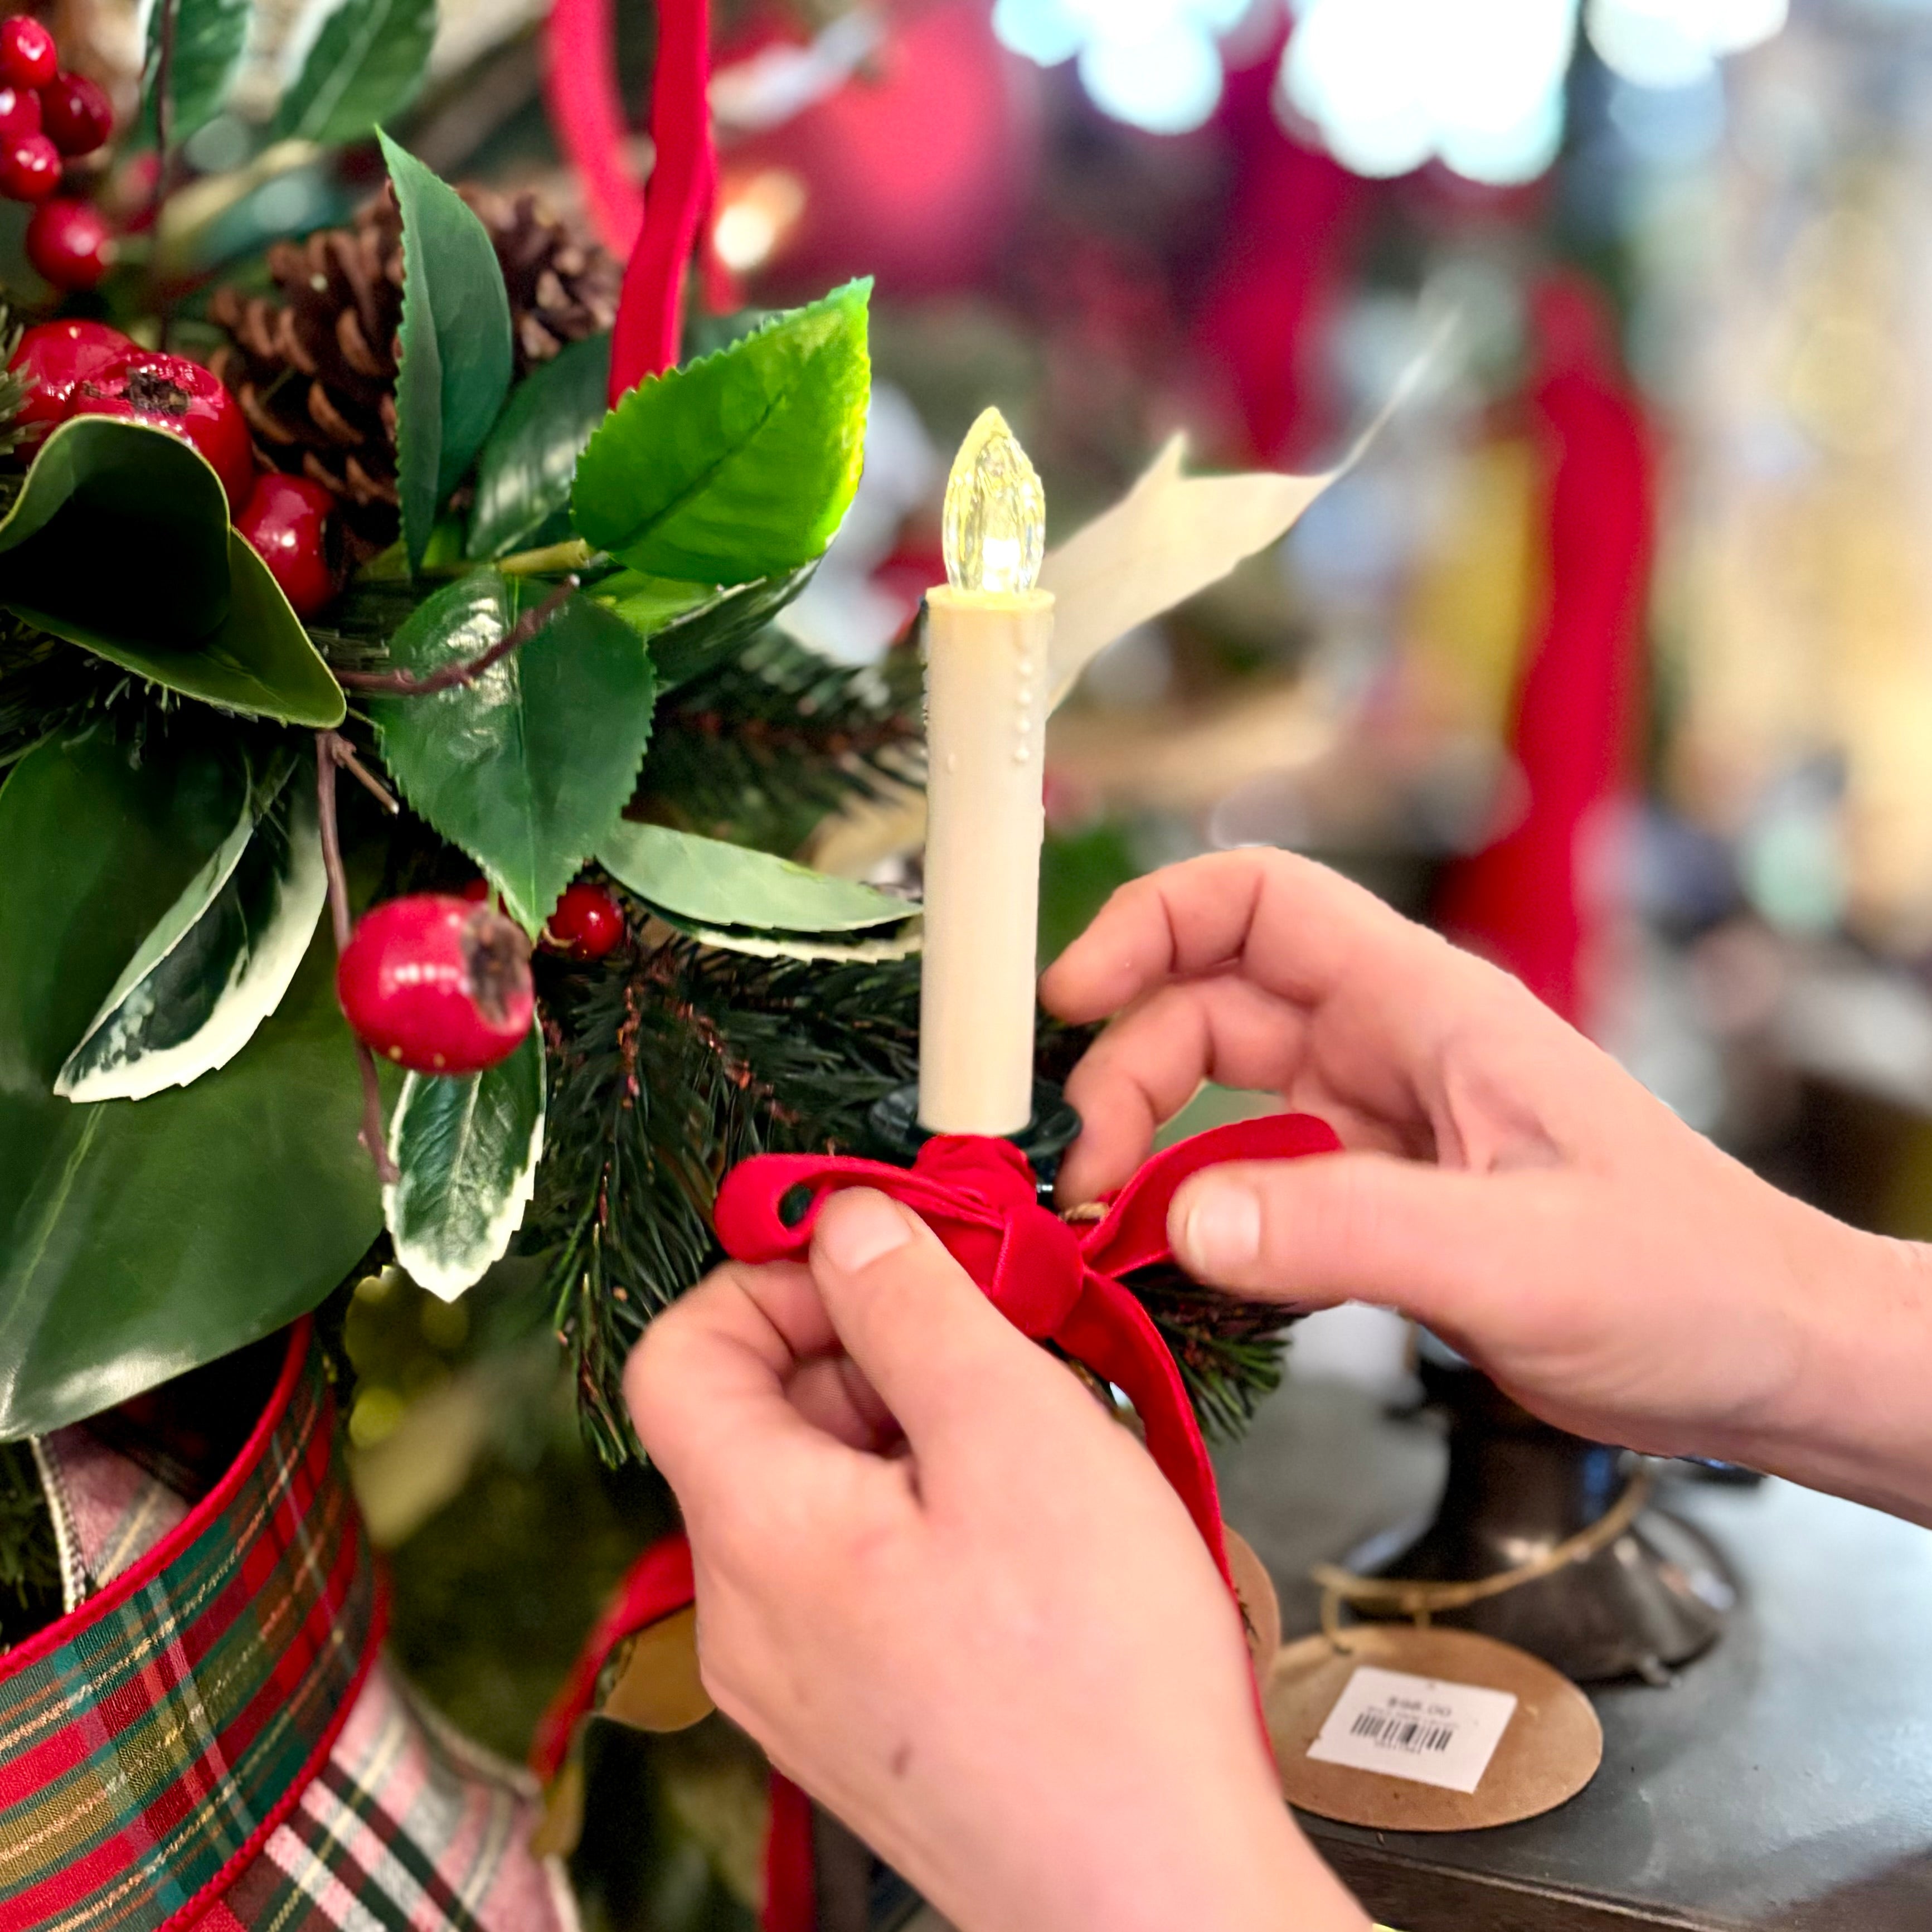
[1434,273,1656,1030]
[719,0,1039,299]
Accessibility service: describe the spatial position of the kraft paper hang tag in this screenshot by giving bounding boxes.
[601,1605,715,1733]
[1223,1526,1281,1676]
[1266,1624,1602,1831]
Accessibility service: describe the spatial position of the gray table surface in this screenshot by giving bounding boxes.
[1216,1378,1932,1932]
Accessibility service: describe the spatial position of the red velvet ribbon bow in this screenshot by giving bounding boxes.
[534,1111,1341,1932]
[713,1111,1341,1593]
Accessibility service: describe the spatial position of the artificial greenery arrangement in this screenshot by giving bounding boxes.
[0,0,1316,1577]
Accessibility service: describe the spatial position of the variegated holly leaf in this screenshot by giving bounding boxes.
[384,1026,543,1301]
[646,914,924,962]
[55,750,326,1103]
[597,822,915,934]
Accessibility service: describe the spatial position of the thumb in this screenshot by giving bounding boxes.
[809,1189,1075,1452]
[1168,1152,1576,1336]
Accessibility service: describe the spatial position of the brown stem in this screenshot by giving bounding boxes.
[334,740,400,814]
[317,732,399,1186]
[336,578,577,697]
[149,0,181,349]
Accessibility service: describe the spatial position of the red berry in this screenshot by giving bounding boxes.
[0,17,57,89]
[23,196,109,290]
[40,71,109,155]
[236,471,339,616]
[0,80,37,142]
[337,895,536,1076]
[0,131,60,201]
[68,350,255,512]
[9,315,129,437]
[545,882,625,960]
[459,878,492,901]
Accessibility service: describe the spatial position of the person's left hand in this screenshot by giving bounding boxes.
[626,1187,1367,1932]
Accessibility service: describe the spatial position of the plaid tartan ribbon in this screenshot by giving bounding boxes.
[0,1320,384,1932]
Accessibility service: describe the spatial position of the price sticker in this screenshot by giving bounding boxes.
[1306,1664,1517,1794]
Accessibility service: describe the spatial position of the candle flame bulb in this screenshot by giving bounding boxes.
[942,406,1046,596]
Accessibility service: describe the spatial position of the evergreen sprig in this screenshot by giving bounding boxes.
[645,626,921,852]
[528,936,923,1463]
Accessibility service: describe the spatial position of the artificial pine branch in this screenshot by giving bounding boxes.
[1124,1263,1299,1444]
[643,627,921,852]
[529,935,923,1464]
[0,1442,62,1648]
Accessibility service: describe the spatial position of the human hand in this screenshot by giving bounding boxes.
[627,1187,1368,1932]
[1042,849,1932,1523]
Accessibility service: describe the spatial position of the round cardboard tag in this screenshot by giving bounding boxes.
[1224,1526,1281,1674]
[1266,1624,1602,1831]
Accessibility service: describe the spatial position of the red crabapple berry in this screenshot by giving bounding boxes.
[544,882,625,960]
[23,197,110,291]
[0,17,57,90]
[0,132,61,201]
[40,72,110,155]
[9,316,130,436]
[236,472,340,617]
[336,895,536,1076]
[69,351,255,512]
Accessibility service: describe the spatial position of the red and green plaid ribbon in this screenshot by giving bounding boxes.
[0,1321,384,1932]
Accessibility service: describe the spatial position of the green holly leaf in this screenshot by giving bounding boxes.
[144,0,250,144]
[0,417,346,727]
[596,564,817,690]
[0,731,383,1440]
[572,281,871,582]
[597,822,915,934]
[384,1027,543,1301]
[371,571,658,936]
[55,750,326,1104]
[467,334,612,561]
[380,131,514,574]
[269,0,436,145]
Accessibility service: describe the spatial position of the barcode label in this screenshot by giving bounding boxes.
[1307,1666,1517,1793]
[1349,1709,1457,1754]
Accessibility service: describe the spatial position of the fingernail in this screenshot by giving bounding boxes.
[1177,1182,1261,1276]
[819,1191,914,1272]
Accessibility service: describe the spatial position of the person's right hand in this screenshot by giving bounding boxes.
[1042,850,1932,1525]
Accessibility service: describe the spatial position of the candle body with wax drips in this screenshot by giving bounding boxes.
[919,584,1054,1134]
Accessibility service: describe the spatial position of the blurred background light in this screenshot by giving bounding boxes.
[1585,0,1788,87]
[992,0,1250,133]
[1277,0,1579,186]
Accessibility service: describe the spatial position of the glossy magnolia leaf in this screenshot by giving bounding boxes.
[380,131,514,572]
[384,1026,543,1301]
[468,334,612,561]
[0,731,382,1439]
[598,822,915,934]
[0,417,344,726]
[601,565,817,691]
[649,912,923,962]
[144,0,250,143]
[55,752,326,1103]
[371,571,657,936]
[269,0,436,144]
[572,281,871,582]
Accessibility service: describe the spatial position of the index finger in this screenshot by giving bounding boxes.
[625,1259,874,1530]
[1040,849,1404,1025]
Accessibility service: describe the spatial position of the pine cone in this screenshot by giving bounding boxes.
[208,187,620,557]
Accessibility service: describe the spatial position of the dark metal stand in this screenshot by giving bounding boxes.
[1343,1360,1735,1683]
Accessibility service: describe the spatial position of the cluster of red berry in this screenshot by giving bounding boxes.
[8,317,343,614]
[336,884,626,1075]
[0,17,113,290]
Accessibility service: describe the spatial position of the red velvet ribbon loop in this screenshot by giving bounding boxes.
[713,1111,1344,1589]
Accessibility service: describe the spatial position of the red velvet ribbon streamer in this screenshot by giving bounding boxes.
[533,1110,1342,1928]
[544,0,716,402]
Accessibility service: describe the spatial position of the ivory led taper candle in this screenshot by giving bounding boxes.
[919,407,1054,1135]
